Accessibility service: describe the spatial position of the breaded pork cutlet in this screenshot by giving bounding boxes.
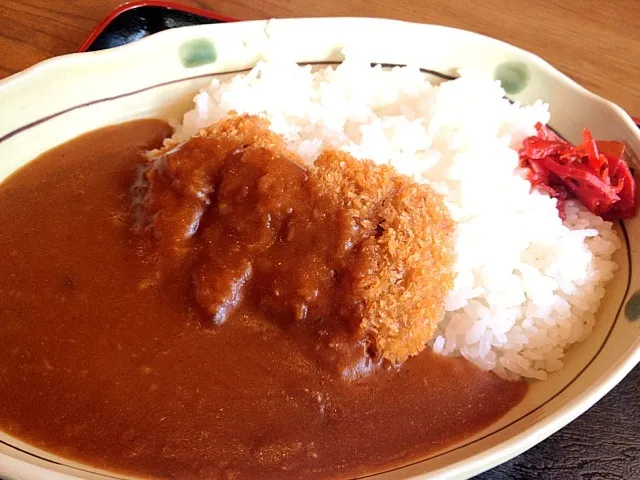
[311,150,456,363]
[138,114,455,364]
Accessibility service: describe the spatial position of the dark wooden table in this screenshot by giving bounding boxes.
[0,1,639,478]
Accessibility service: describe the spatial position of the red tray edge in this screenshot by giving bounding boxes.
[77,0,237,52]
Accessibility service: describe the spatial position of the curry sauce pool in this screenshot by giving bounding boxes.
[0,119,527,479]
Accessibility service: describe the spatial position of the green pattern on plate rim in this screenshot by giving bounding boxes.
[179,39,217,68]
[624,290,640,321]
[494,61,530,94]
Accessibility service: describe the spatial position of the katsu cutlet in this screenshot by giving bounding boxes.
[311,150,456,363]
[139,114,455,364]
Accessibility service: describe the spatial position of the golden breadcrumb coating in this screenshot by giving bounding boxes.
[142,114,455,364]
[311,150,455,363]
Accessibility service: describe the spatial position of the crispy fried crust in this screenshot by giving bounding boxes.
[142,115,300,255]
[144,114,455,364]
[312,150,456,363]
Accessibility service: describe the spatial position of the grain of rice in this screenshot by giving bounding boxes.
[164,54,621,379]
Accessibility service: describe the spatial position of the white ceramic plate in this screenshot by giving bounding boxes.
[0,17,639,480]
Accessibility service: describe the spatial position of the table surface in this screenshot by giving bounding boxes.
[1,1,639,478]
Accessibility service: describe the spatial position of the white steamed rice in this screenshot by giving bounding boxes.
[164,54,621,380]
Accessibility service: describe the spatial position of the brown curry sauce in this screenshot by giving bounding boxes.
[0,120,527,480]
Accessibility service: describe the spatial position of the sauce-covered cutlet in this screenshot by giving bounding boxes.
[137,114,455,366]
